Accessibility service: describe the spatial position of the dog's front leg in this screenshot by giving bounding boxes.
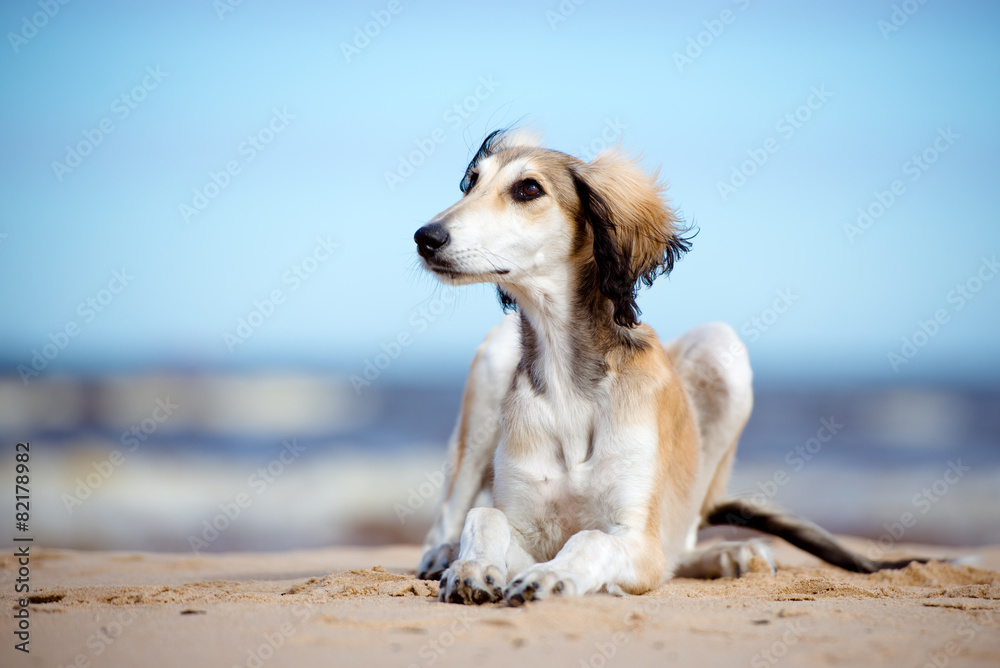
[417,317,519,580]
[439,507,535,604]
[504,530,664,605]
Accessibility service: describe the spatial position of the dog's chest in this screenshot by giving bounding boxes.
[504,380,597,472]
[496,381,618,556]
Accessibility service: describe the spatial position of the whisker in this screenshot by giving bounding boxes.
[476,247,530,276]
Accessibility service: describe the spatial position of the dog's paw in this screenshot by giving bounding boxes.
[439,559,505,605]
[675,539,776,579]
[503,566,578,606]
[417,542,460,581]
[714,539,776,577]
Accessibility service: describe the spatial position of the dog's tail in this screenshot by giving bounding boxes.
[704,499,932,573]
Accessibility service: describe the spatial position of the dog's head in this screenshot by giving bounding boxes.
[414,129,691,327]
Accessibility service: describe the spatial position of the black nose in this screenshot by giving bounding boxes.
[414,222,450,255]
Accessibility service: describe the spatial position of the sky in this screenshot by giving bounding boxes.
[2,0,999,386]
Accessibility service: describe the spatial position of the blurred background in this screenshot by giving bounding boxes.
[1,1,998,554]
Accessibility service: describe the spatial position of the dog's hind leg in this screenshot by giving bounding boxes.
[417,315,520,580]
[666,325,929,577]
[704,499,932,573]
[674,539,777,578]
[666,322,771,578]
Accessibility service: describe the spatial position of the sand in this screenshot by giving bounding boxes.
[4,539,1000,668]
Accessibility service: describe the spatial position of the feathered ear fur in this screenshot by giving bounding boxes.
[572,150,692,328]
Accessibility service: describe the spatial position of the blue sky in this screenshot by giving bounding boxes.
[2,0,998,385]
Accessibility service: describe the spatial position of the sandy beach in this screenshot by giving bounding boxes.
[5,538,999,668]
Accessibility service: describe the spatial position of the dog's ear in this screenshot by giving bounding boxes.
[572,150,692,328]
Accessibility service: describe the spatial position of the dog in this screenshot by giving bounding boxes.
[412,129,921,605]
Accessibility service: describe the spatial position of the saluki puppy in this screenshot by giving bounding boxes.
[413,130,920,605]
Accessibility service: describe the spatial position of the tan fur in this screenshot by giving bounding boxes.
[700,439,738,519]
[608,331,701,594]
[444,350,479,498]
[574,151,684,281]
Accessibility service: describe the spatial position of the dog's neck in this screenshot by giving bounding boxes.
[502,263,644,394]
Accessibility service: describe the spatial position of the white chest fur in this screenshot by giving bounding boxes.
[493,373,654,561]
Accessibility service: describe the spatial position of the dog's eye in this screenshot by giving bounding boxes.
[512,179,544,202]
[461,170,479,194]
